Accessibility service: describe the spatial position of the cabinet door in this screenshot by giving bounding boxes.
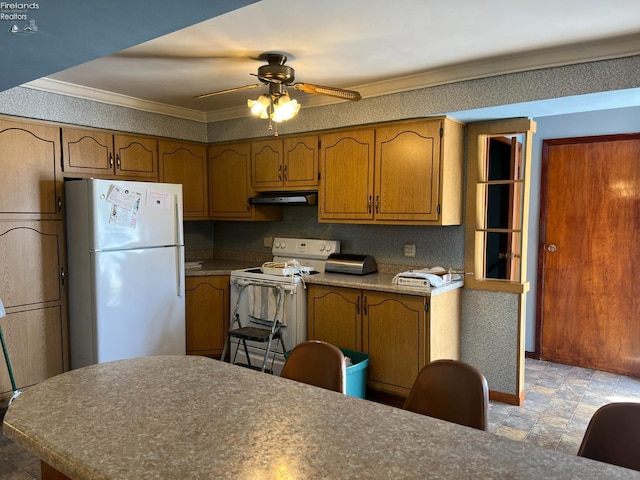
[0,306,64,394]
[0,120,62,220]
[319,129,375,221]
[375,121,441,221]
[251,138,283,190]
[307,284,361,350]
[208,143,253,218]
[113,134,158,179]
[363,291,426,395]
[283,135,318,189]
[62,127,114,176]
[0,221,65,309]
[159,140,208,218]
[185,276,229,356]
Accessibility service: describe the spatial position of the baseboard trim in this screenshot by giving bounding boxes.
[489,389,525,406]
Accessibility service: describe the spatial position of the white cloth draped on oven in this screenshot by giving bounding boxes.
[248,285,284,325]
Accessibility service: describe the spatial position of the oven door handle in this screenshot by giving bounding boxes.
[231,279,296,293]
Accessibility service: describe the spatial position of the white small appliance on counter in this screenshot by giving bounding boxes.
[229,237,340,374]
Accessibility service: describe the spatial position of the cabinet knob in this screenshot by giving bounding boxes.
[547,244,557,253]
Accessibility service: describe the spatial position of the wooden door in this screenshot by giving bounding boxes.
[185,276,229,356]
[113,134,158,179]
[283,135,318,189]
[319,129,375,221]
[159,140,208,218]
[251,138,283,189]
[62,128,114,176]
[374,121,441,221]
[538,134,640,376]
[307,285,361,350]
[363,291,425,395]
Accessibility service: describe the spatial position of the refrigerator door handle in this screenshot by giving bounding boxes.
[176,248,184,297]
[174,195,184,246]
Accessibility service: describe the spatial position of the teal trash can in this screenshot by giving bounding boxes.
[340,348,369,399]
[283,347,369,398]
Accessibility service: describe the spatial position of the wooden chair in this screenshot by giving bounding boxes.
[403,359,489,431]
[577,402,640,471]
[280,340,346,393]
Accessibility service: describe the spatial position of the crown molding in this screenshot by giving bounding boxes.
[23,32,640,124]
[351,32,640,100]
[23,78,209,122]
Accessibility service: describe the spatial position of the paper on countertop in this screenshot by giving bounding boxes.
[392,267,461,288]
[185,261,203,269]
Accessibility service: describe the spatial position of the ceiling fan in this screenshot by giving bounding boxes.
[193,52,362,102]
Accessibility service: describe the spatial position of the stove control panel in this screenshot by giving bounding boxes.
[272,237,341,260]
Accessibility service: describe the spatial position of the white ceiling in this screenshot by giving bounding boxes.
[26,0,640,122]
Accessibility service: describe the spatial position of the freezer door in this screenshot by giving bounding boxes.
[90,246,185,364]
[72,178,183,251]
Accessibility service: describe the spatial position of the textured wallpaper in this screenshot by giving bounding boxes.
[461,289,522,395]
[0,86,207,142]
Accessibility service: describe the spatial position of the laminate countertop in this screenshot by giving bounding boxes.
[187,259,462,297]
[4,356,638,480]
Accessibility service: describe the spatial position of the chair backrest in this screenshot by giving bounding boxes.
[403,359,489,431]
[280,340,346,393]
[577,402,640,471]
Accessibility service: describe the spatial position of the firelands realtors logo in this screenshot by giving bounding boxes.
[1,2,39,35]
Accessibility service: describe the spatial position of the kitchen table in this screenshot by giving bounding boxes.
[3,356,639,479]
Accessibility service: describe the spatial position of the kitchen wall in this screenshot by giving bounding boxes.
[212,209,465,270]
[0,86,208,142]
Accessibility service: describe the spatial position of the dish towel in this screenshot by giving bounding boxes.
[248,286,281,324]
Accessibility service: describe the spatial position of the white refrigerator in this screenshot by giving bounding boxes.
[65,178,186,369]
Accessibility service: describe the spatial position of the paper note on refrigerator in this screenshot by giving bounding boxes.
[106,185,141,212]
[146,189,170,209]
[106,184,141,228]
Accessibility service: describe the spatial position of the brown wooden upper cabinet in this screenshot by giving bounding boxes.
[62,128,158,180]
[0,118,63,220]
[158,140,208,219]
[251,134,319,191]
[319,117,464,225]
[208,142,281,221]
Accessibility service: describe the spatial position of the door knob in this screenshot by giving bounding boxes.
[547,244,557,252]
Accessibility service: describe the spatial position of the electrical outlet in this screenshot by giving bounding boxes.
[404,243,416,257]
[263,236,274,248]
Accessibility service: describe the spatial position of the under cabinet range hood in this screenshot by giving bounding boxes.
[248,192,317,205]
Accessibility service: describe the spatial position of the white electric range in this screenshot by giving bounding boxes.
[229,237,340,374]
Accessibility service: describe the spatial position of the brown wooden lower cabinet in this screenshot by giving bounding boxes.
[307,284,461,396]
[185,275,229,357]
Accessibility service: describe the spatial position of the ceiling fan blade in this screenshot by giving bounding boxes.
[193,84,261,99]
[293,83,361,101]
[113,49,263,62]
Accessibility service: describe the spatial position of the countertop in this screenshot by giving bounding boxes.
[4,356,638,480]
[187,258,463,296]
[304,271,463,296]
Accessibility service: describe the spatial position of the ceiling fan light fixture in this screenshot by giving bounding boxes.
[271,93,300,123]
[247,94,271,118]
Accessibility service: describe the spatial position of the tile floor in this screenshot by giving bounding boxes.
[0,358,639,479]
